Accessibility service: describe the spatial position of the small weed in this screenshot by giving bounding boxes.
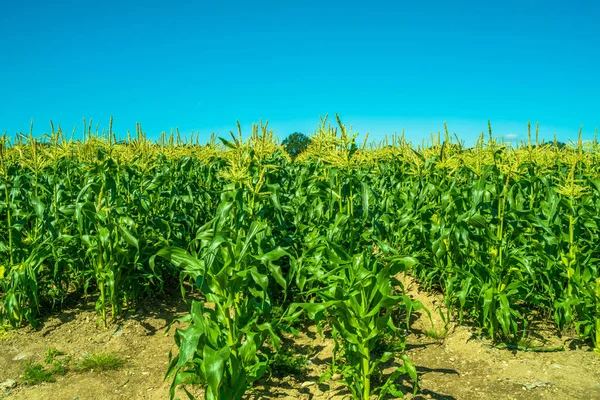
[516,337,536,348]
[76,352,125,372]
[272,350,308,376]
[49,359,69,376]
[0,324,11,340]
[425,327,448,340]
[180,374,204,385]
[22,361,55,384]
[44,347,66,364]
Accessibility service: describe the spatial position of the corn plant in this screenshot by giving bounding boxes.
[287,249,423,399]
[2,117,600,398]
[159,186,289,399]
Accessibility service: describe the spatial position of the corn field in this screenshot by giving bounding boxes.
[1,116,599,399]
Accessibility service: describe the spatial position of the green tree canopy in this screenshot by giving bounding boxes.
[282,132,311,159]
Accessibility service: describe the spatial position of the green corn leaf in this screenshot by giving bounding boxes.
[203,345,230,400]
[118,225,138,249]
[156,247,204,272]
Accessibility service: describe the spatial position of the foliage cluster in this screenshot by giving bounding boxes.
[1,116,599,398]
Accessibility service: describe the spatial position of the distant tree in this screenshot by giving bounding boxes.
[554,141,567,149]
[282,132,311,159]
[530,140,567,149]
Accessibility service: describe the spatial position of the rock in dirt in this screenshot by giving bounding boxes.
[113,325,124,337]
[523,379,552,390]
[331,373,343,381]
[1,379,17,390]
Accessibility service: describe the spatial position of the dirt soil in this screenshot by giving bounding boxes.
[1,277,599,400]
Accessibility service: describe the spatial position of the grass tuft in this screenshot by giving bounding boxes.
[425,327,449,340]
[44,347,66,364]
[75,352,125,372]
[272,350,308,376]
[22,361,56,384]
[49,359,68,376]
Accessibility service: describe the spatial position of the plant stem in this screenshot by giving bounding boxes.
[5,184,13,265]
[361,346,370,399]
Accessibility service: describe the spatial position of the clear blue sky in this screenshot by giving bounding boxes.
[1,0,598,145]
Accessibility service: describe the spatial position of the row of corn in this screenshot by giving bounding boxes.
[0,117,599,399]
